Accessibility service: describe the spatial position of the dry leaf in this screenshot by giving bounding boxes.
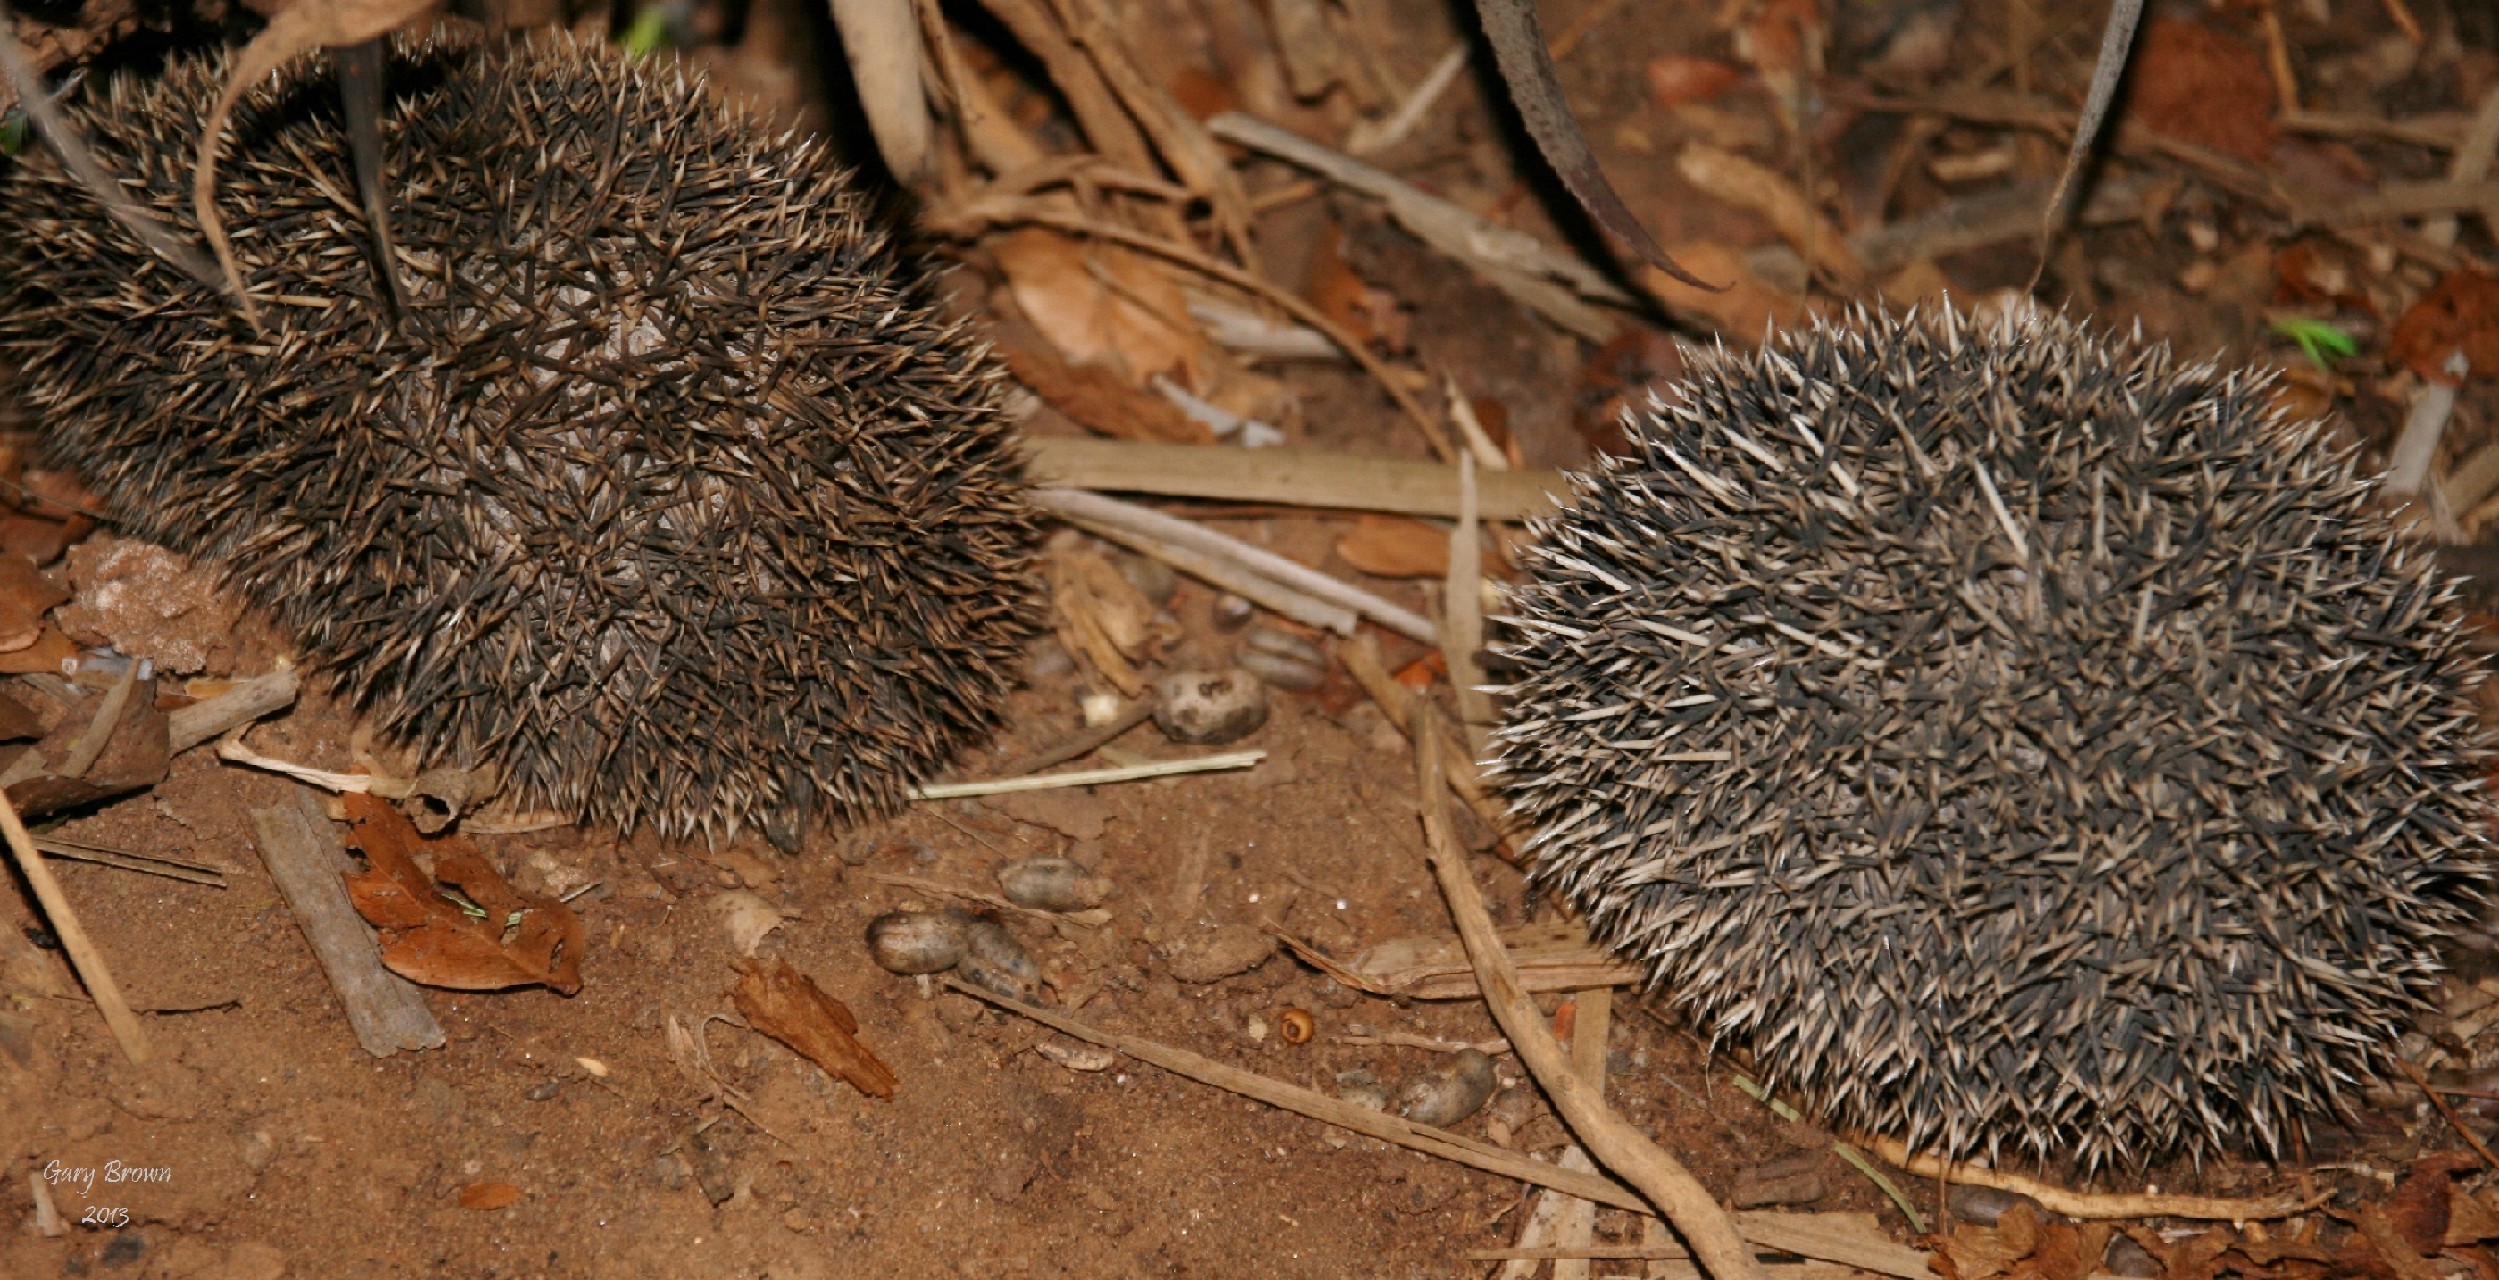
[1003,341,1211,444]
[2388,1154,2477,1255]
[2124,19,2276,165]
[2447,1184,2499,1246]
[1336,515,1450,579]
[0,555,64,653]
[729,957,897,1098]
[1677,144,1865,282]
[2346,1204,2448,1280]
[1638,243,1805,341]
[2391,271,2499,383]
[456,1181,523,1210]
[342,793,584,994]
[0,629,78,675]
[1045,545,1160,697]
[994,229,1206,383]
[1646,55,1744,107]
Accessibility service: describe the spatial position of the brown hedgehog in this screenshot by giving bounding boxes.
[1493,305,2492,1165]
[0,31,1040,847]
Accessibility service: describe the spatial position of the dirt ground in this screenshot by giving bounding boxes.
[10,0,2499,1276]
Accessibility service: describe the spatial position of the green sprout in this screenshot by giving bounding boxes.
[2270,315,2358,370]
[620,6,673,57]
[0,107,25,158]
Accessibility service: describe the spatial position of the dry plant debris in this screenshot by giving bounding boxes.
[727,956,898,1099]
[340,792,584,995]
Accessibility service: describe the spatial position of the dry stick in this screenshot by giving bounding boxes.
[2424,86,2499,248]
[1409,701,1763,1280]
[0,782,151,1062]
[2397,1057,2499,1172]
[969,0,1185,241]
[168,668,301,755]
[1067,511,1361,634]
[1033,487,1438,642]
[1444,455,1496,759]
[1046,0,1261,270]
[947,976,1933,1279]
[0,2,218,289]
[1208,112,1630,341]
[910,749,1264,799]
[942,200,1456,460]
[998,698,1156,776]
[1340,630,1513,842]
[247,788,444,1056]
[57,660,137,780]
[1858,1135,2316,1221]
[2036,0,2144,242]
[1024,437,1566,519]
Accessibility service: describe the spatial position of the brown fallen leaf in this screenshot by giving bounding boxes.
[1003,340,1211,445]
[1637,242,1806,342]
[994,228,1206,383]
[2390,270,2499,383]
[456,1181,523,1211]
[729,957,897,1098]
[1336,514,1450,579]
[2124,19,2277,165]
[0,691,42,742]
[1044,545,1163,698]
[2387,1153,2478,1256]
[1646,55,1744,107]
[341,792,584,994]
[2345,1203,2447,1280]
[3,679,171,822]
[0,629,78,676]
[1678,143,1865,283]
[0,554,68,653]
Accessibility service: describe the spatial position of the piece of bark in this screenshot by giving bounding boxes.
[249,788,445,1056]
[167,668,299,753]
[730,957,898,1098]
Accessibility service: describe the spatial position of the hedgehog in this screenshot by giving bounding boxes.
[1491,304,2493,1166]
[0,31,1040,847]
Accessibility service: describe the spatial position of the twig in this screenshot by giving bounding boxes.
[219,731,413,797]
[2398,1057,2499,1172]
[0,777,151,1062]
[1339,631,1516,844]
[936,199,1456,459]
[2427,86,2499,249]
[247,789,445,1056]
[1346,43,1468,156]
[1032,487,1439,641]
[1023,437,1566,519]
[168,668,301,754]
[948,975,1934,1279]
[56,659,136,779]
[1209,112,1631,340]
[2381,0,2422,43]
[2280,108,2463,149]
[2038,0,2144,239]
[1064,507,1362,634]
[2297,178,2499,227]
[1445,456,1495,757]
[911,749,1264,799]
[35,836,228,887]
[1410,700,1763,1280]
[1860,1135,2321,1220]
[2388,352,2470,498]
[998,699,1156,775]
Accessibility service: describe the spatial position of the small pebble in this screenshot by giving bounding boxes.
[1166,923,1277,984]
[867,910,968,975]
[957,918,1044,999]
[524,1080,562,1103]
[1335,1069,1393,1113]
[1212,593,1255,631]
[1245,1014,1270,1044]
[1117,552,1179,604]
[1731,1152,1825,1208]
[1236,624,1327,692]
[997,857,1112,912]
[1396,1048,1498,1127]
[1946,1184,2040,1228]
[1035,1038,1116,1072]
[1152,668,1269,745]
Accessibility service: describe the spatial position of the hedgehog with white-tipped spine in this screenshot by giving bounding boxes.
[1493,304,2492,1165]
[0,32,1039,846]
